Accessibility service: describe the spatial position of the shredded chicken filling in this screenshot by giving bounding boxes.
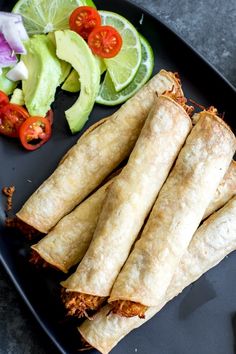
[29,250,51,268]
[5,216,40,239]
[111,300,148,319]
[61,289,106,318]
[162,90,194,116]
[2,186,15,211]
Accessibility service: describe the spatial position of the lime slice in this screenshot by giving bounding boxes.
[12,0,96,35]
[99,11,141,92]
[96,35,154,106]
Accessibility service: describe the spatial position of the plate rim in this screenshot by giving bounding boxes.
[0,253,67,354]
[126,0,236,93]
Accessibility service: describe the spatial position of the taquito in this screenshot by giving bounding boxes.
[31,179,113,273]
[61,93,192,317]
[110,109,236,316]
[17,70,182,233]
[79,196,236,354]
[30,160,236,272]
[203,160,236,218]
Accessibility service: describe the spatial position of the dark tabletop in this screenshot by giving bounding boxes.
[1,0,236,353]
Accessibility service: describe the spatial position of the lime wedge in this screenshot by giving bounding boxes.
[99,11,141,92]
[96,35,154,106]
[12,0,96,35]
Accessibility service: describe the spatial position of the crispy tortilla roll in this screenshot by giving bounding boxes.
[109,110,236,313]
[79,196,236,354]
[27,155,235,271]
[61,93,193,316]
[30,160,235,273]
[204,160,236,219]
[16,70,182,233]
[31,180,113,273]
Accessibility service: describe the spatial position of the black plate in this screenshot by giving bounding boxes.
[0,0,236,353]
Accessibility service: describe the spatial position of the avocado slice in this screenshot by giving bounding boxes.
[47,32,71,84]
[22,35,62,116]
[62,69,80,93]
[0,68,18,95]
[59,60,71,85]
[62,56,105,94]
[55,30,100,133]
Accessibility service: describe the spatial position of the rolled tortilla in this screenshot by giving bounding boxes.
[61,93,192,316]
[17,70,182,233]
[203,160,236,218]
[31,179,114,273]
[31,159,236,272]
[79,196,236,354]
[109,110,236,313]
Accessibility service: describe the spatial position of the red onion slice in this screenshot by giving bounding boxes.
[0,33,17,68]
[2,22,26,54]
[0,12,28,54]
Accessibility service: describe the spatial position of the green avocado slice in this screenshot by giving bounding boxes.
[61,56,105,93]
[47,32,71,84]
[62,69,80,93]
[22,35,62,116]
[55,30,100,134]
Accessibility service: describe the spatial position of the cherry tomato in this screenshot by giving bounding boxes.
[69,6,101,40]
[19,117,51,151]
[88,25,123,58]
[0,91,9,108]
[0,103,29,138]
[45,109,54,126]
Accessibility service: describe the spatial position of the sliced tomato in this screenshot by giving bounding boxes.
[19,117,51,151]
[0,91,9,108]
[69,6,101,40]
[0,103,29,138]
[45,109,54,126]
[88,25,123,58]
